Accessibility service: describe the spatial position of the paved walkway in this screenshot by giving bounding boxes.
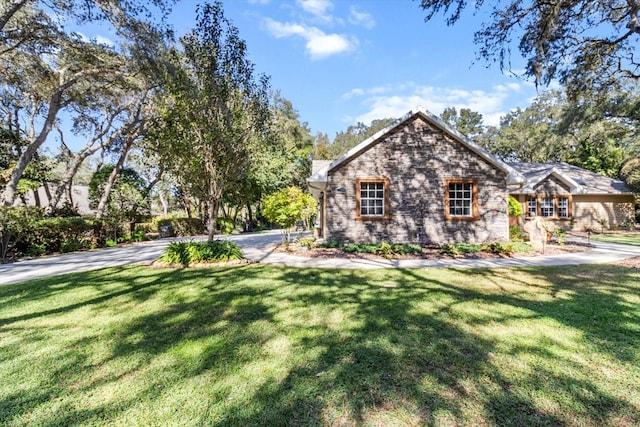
[2,230,640,285]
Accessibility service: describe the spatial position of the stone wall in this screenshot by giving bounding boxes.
[324,116,509,245]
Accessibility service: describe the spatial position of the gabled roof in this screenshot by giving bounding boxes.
[307,108,524,192]
[509,162,632,195]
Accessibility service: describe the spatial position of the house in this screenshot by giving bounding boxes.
[307,108,635,245]
[509,162,635,230]
[12,185,94,215]
[307,108,524,245]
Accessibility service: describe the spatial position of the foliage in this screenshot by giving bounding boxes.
[0,206,43,261]
[0,0,158,206]
[159,240,243,265]
[509,226,526,242]
[417,0,640,95]
[479,89,639,178]
[439,242,482,256]
[262,187,316,242]
[440,241,530,257]
[620,158,640,194]
[23,217,95,254]
[317,240,342,249]
[484,242,515,256]
[343,242,424,258]
[313,118,395,160]
[89,165,150,224]
[507,195,523,217]
[3,264,640,425]
[216,217,236,235]
[154,1,271,241]
[440,107,484,139]
[297,237,316,248]
[154,217,204,237]
[553,228,567,245]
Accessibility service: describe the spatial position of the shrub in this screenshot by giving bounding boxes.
[343,243,378,254]
[0,206,43,261]
[159,240,243,266]
[154,218,204,237]
[484,242,514,256]
[375,242,398,258]
[341,242,423,258]
[511,242,533,252]
[553,227,567,245]
[130,229,148,242]
[60,238,88,253]
[510,226,526,242]
[134,222,154,233]
[508,195,523,216]
[104,239,117,248]
[297,237,316,247]
[24,216,94,254]
[318,241,342,249]
[439,243,459,256]
[216,217,235,234]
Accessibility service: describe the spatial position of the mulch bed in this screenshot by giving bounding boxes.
[277,242,592,261]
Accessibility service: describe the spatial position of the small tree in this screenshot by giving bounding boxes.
[508,195,523,217]
[262,187,316,243]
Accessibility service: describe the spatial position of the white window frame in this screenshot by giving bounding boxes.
[360,181,385,217]
[540,197,555,217]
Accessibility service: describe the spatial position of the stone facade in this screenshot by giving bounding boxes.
[324,116,509,245]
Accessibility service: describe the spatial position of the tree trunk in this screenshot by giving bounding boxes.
[207,180,223,241]
[246,202,253,232]
[32,188,41,207]
[48,144,103,213]
[1,92,63,206]
[95,139,133,218]
[158,190,168,217]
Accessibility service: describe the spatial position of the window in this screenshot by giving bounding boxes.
[445,179,479,220]
[558,197,569,218]
[360,182,384,216]
[527,197,537,217]
[525,195,572,219]
[355,177,390,221]
[540,197,555,217]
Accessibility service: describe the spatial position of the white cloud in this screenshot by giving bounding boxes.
[262,18,356,59]
[77,32,116,47]
[348,6,375,29]
[342,82,526,126]
[296,0,333,17]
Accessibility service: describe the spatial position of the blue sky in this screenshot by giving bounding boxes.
[183,0,540,139]
[78,0,542,141]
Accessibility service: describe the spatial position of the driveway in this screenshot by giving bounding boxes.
[0,230,285,286]
[2,231,640,285]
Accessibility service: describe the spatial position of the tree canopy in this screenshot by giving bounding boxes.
[417,0,640,95]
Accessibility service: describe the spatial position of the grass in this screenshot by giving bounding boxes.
[1,264,639,426]
[590,232,640,247]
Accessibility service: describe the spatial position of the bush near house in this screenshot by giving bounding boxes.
[153,217,205,237]
[159,240,243,266]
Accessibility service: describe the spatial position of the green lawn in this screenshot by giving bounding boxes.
[590,232,640,246]
[1,264,639,426]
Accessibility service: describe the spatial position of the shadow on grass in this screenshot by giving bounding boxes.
[0,264,639,425]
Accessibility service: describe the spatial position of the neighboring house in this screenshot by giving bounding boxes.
[307,108,635,245]
[12,185,94,215]
[509,162,635,230]
[308,109,524,245]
